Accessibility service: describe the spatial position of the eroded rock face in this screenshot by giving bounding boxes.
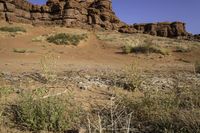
[119,22,188,38]
[0,0,193,39]
[0,0,123,30]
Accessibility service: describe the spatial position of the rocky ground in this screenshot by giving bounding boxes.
[0,22,200,132]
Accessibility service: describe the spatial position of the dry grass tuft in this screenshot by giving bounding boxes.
[13,48,26,53]
[88,80,200,133]
[0,26,26,33]
[122,39,168,55]
[174,45,192,53]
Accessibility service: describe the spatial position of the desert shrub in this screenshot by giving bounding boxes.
[122,85,200,133]
[122,39,168,55]
[0,87,15,98]
[0,26,26,33]
[122,44,167,55]
[47,33,87,45]
[124,63,143,91]
[32,35,47,42]
[0,87,15,126]
[132,44,167,54]
[122,45,133,54]
[174,45,191,53]
[9,94,83,132]
[13,48,26,53]
[88,65,200,133]
[195,61,200,74]
[87,96,134,133]
[40,53,59,82]
[89,84,200,133]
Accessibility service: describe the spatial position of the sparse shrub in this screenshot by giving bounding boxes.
[13,48,26,53]
[122,38,168,55]
[124,63,143,91]
[40,53,59,82]
[47,33,87,46]
[175,45,191,53]
[195,61,200,74]
[87,63,200,133]
[0,26,26,33]
[32,35,47,42]
[132,45,165,54]
[122,45,133,54]
[88,96,134,133]
[122,44,168,55]
[0,87,15,126]
[0,87,15,98]
[9,94,83,132]
[89,83,200,133]
[0,107,3,126]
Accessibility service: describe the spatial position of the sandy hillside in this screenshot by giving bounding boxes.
[0,22,199,74]
[0,22,200,133]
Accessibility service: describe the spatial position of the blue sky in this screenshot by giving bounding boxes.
[28,0,200,34]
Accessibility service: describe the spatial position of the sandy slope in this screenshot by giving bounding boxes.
[0,22,200,74]
[0,22,200,133]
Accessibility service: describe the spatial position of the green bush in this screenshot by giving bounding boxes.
[47,33,87,46]
[0,26,26,33]
[10,95,83,132]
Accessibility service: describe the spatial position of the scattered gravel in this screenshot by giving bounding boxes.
[1,70,199,93]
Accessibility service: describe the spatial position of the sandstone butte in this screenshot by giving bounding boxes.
[0,0,198,39]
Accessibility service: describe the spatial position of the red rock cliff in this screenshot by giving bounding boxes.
[0,0,189,38]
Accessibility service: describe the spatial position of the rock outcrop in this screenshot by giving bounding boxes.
[0,0,123,30]
[0,0,194,39]
[186,34,200,42]
[119,22,188,38]
[194,34,200,40]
